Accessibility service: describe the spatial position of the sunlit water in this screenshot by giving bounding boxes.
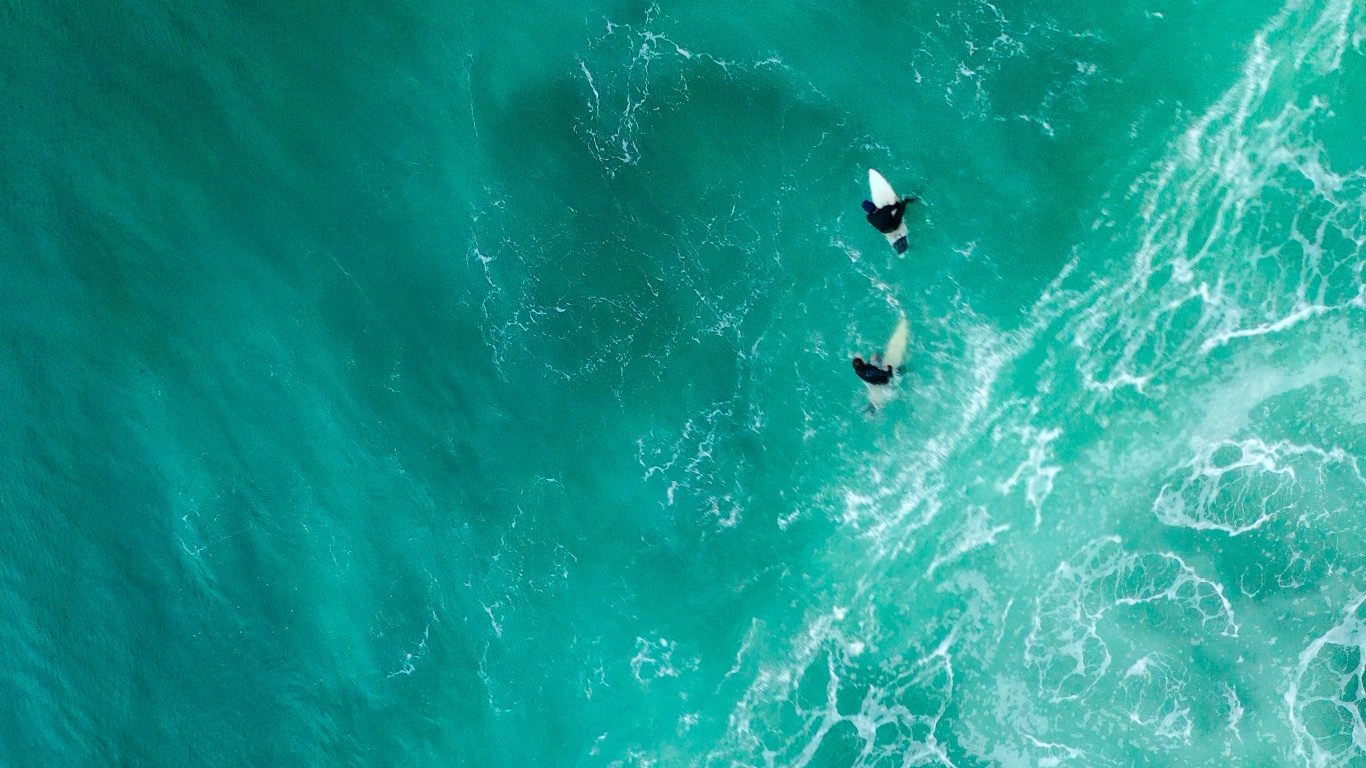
[4,0,1366,765]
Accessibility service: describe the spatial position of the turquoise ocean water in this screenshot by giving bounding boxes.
[5,0,1366,764]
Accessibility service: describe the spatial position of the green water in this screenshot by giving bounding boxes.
[4,0,1366,764]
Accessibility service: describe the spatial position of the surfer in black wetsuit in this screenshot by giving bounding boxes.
[862,196,917,234]
[852,355,894,385]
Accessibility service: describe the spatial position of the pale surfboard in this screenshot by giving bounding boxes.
[868,169,910,256]
[867,316,910,409]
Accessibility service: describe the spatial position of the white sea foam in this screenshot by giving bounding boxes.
[635,400,750,531]
[915,0,1103,132]
[998,423,1062,528]
[647,1,1365,765]
[631,636,695,685]
[575,5,828,176]
[719,604,963,768]
[1073,0,1366,397]
[1119,653,1193,744]
[1224,684,1245,741]
[1287,592,1366,768]
[1154,437,1363,535]
[926,506,1010,577]
[1025,537,1236,701]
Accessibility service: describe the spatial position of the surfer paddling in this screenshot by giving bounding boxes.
[851,355,894,385]
[854,317,910,411]
[861,197,915,236]
[864,170,917,255]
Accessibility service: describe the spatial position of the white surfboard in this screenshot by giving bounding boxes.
[867,316,911,410]
[868,169,910,256]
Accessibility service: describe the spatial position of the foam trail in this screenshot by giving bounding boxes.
[1287,592,1366,768]
[1154,438,1365,535]
[1074,0,1366,397]
[1025,537,1237,702]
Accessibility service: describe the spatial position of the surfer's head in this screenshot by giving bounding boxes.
[862,200,877,214]
[852,357,865,369]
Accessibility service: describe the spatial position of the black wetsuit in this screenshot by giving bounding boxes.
[853,359,894,385]
[866,199,908,234]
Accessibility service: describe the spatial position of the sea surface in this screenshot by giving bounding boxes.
[4,0,1366,765]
